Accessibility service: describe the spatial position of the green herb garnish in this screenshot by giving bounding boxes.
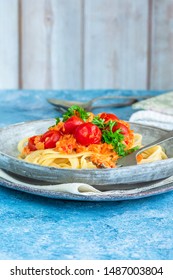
[92,117,125,155]
[124,145,140,155]
[55,117,61,125]
[49,117,60,129]
[92,117,140,157]
[102,121,127,156]
[92,116,105,129]
[62,105,90,122]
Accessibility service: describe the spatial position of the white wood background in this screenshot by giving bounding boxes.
[0,0,173,90]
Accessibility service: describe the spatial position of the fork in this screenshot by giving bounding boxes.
[47,95,152,112]
[117,130,173,167]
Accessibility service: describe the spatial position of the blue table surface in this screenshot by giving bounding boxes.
[0,89,173,260]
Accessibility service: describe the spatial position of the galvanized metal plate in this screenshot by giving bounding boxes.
[0,119,173,188]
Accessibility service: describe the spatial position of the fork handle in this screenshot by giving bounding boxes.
[47,98,84,107]
[91,99,137,109]
[136,130,173,155]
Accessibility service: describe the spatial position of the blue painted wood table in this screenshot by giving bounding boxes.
[0,89,173,260]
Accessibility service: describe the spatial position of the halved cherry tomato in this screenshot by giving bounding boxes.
[74,123,102,146]
[112,122,129,136]
[40,130,61,149]
[99,112,119,122]
[28,136,37,151]
[64,116,84,134]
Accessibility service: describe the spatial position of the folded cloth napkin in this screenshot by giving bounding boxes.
[130,91,173,130]
[1,169,173,199]
[0,169,99,195]
[130,110,173,130]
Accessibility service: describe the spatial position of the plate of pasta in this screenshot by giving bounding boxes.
[0,106,173,190]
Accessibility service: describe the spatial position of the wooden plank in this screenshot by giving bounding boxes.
[84,0,149,89]
[21,0,83,89]
[150,0,173,90]
[0,0,18,89]
[52,0,83,89]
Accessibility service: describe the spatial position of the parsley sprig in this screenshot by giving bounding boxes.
[55,117,61,125]
[92,117,139,157]
[62,105,90,122]
[125,145,140,155]
[102,120,127,156]
[92,116,105,129]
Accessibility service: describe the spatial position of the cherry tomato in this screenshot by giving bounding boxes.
[112,122,129,136]
[74,123,102,146]
[99,112,119,122]
[40,130,61,149]
[28,136,37,151]
[64,116,84,134]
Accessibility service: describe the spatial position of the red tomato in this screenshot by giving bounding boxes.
[64,116,84,134]
[99,112,119,122]
[74,123,102,146]
[40,130,61,149]
[112,122,129,136]
[28,136,37,151]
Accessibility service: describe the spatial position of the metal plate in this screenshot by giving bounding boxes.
[0,119,173,187]
[0,169,173,201]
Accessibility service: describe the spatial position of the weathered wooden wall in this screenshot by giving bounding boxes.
[0,0,173,90]
[0,0,18,89]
